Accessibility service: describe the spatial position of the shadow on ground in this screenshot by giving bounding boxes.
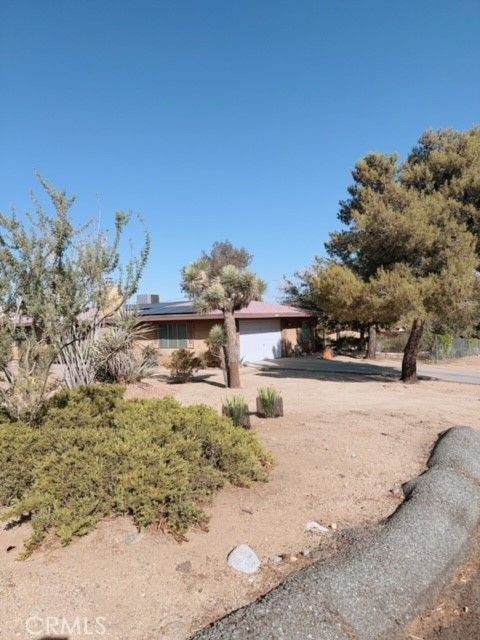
[252,358,425,384]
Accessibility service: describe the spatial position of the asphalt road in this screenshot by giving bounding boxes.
[255,357,480,385]
[192,428,480,640]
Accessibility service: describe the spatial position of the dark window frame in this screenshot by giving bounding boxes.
[159,322,189,348]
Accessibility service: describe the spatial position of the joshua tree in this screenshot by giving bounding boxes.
[181,241,266,388]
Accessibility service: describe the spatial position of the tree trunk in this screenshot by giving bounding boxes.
[365,324,377,359]
[224,311,241,388]
[220,346,229,387]
[359,327,366,353]
[401,319,425,383]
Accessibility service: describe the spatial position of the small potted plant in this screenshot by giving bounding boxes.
[222,395,251,428]
[256,386,284,418]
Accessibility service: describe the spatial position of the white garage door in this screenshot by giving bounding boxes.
[239,319,282,363]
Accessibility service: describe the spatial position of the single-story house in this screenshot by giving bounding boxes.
[136,296,317,363]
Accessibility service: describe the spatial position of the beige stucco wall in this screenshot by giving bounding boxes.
[135,319,221,363]
[281,318,317,355]
[136,317,316,362]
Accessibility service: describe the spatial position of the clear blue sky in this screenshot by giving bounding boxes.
[1,1,479,301]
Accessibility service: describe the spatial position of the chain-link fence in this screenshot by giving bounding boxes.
[431,335,480,361]
[376,333,480,361]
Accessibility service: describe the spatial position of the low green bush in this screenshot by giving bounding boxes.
[0,386,272,557]
[43,384,125,429]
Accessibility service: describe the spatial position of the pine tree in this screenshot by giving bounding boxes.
[327,151,478,381]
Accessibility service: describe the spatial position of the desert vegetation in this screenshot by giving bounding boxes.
[0,181,272,559]
[222,395,251,428]
[182,241,265,388]
[0,385,272,557]
[0,176,150,423]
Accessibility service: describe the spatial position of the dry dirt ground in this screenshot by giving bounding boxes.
[1,357,480,640]
[407,531,480,640]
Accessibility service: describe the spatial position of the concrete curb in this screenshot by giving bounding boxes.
[191,426,480,640]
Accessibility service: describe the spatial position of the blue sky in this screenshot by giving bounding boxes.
[1,0,479,301]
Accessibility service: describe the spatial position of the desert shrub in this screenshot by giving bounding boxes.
[142,344,159,367]
[0,424,40,504]
[62,308,157,388]
[43,384,125,429]
[167,349,201,383]
[95,350,156,384]
[205,324,226,367]
[222,395,250,428]
[94,311,157,384]
[257,386,283,418]
[0,388,272,556]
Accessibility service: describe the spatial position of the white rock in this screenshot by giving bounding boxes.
[227,544,261,574]
[125,531,144,545]
[390,483,403,498]
[305,521,329,534]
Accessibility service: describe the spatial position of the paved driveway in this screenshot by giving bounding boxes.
[255,356,480,385]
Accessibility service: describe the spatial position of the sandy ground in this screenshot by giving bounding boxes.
[408,532,480,640]
[1,357,480,639]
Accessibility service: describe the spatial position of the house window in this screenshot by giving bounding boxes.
[159,323,188,348]
[301,321,312,343]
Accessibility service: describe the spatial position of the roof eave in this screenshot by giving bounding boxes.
[140,311,316,322]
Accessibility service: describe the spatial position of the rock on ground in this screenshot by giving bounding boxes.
[227,545,261,575]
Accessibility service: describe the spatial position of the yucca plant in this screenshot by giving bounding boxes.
[256,386,283,418]
[222,395,250,428]
[93,308,157,384]
[62,308,157,387]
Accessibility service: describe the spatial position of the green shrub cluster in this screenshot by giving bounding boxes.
[167,348,201,383]
[0,385,272,557]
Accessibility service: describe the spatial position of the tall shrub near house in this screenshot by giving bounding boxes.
[181,241,266,388]
[0,175,150,423]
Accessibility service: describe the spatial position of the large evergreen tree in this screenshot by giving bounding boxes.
[326,152,404,357]
[287,128,480,382]
[181,241,266,388]
[328,138,479,381]
[401,128,480,246]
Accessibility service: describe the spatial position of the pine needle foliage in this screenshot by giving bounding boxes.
[287,128,480,382]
